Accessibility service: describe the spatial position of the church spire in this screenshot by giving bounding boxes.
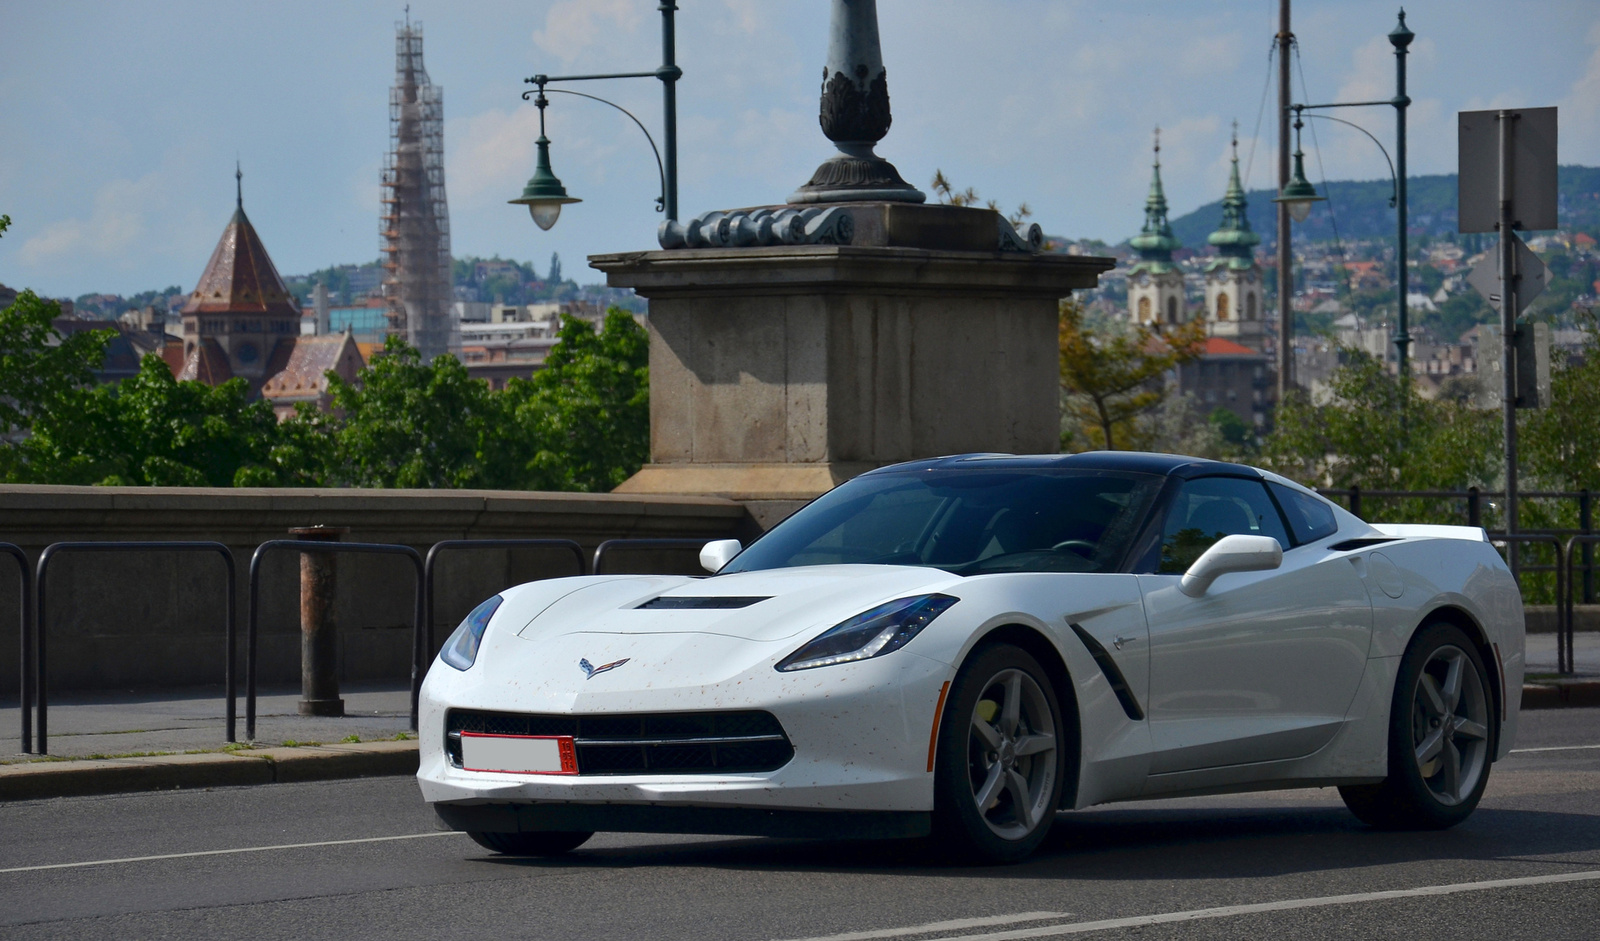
[236,161,243,210]
[1208,122,1260,260]
[1129,127,1180,265]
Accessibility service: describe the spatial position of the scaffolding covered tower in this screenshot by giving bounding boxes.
[380,16,455,359]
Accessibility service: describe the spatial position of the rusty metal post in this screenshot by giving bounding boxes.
[291,526,349,717]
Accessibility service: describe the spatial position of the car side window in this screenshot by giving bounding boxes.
[1157,477,1291,573]
[1268,482,1340,545]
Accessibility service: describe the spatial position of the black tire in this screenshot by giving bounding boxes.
[467,830,594,856]
[932,644,1069,864]
[1339,622,1495,830]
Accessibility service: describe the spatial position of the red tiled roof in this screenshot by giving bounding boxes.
[1202,337,1263,356]
[180,206,300,319]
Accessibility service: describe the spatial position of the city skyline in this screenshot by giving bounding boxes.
[2,0,1597,298]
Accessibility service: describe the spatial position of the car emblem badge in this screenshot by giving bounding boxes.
[579,657,630,680]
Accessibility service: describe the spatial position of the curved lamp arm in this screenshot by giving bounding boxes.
[1298,111,1398,208]
[522,86,667,214]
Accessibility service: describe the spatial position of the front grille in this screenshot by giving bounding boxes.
[445,709,793,775]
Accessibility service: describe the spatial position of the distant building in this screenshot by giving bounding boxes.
[1174,337,1273,429]
[179,170,364,418]
[1127,130,1187,328]
[1201,132,1265,351]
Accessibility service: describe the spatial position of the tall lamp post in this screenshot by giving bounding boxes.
[1274,10,1414,396]
[510,1,681,231]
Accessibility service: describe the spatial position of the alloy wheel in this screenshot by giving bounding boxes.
[1410,644,1490,806]
[966,668,1058,840]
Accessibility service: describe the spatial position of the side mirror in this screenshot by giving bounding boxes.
[1179,534,1283,597]
[700,538,742,574]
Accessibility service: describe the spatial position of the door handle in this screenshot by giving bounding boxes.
[1113,635,1136,650]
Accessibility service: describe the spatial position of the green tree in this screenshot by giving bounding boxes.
[1523,315,1600,493]
[327,336,509,489]
[506,309,649,491]
[1258,350,1498,516]
[1059,299,1205,450]
[0,289,112,447]
[13,356,285,486]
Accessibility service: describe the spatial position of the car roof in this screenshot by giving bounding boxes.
[862,452,1266,480]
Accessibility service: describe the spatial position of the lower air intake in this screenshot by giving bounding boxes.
[445,709,793,775]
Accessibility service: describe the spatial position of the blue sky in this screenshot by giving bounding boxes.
[2,0,1597,298]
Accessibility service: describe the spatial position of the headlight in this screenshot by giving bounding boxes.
[776,594,957,672]
[439,594,504,671]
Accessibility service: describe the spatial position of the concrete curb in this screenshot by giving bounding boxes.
[1522,681,1600,710]
[0,740,418,801]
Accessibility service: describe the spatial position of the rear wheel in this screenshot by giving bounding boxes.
[932,644,1068,864]
[1339,622,1494,829]
[467,830,593,856]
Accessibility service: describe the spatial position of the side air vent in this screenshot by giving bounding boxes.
[636,596,770,610]
[1329,537,1399,552]
[1068,623,1145,721]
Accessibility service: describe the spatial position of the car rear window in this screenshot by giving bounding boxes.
[1269,482,1340,545]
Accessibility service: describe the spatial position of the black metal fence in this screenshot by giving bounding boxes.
[32,542,237,755]
[14,536,718,755]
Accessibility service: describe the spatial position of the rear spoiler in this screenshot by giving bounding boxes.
[1370,523,1490,543]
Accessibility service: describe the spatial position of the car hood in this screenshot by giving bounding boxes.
[514,564,965,645]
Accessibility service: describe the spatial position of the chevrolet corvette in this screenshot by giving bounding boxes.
[418,452,1524,863]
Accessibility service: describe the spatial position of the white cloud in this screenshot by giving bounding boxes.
[449,106,543,206]
[19,174,156,266]
[1559,20,1600,160]
[531,0,645,64]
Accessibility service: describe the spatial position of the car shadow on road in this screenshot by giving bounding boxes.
[471,803,1600,879]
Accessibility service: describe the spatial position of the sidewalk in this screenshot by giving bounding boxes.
[0,683,417,801]
[1523,631,1600,708]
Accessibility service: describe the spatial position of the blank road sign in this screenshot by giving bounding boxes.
[1458,107,1558,233]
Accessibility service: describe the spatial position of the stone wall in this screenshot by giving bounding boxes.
[0,486,755,693]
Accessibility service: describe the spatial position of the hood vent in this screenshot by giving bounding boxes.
[636,596,771,610]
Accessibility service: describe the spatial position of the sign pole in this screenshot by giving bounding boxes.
[1498,110,1519,565]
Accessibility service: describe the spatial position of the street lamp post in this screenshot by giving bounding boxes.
[509,1,682,230]
[1274,10,1414,394]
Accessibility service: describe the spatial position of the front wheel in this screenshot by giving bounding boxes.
[467,830,593,856]
[1339,622,1495,829]
[932,644,1069,864]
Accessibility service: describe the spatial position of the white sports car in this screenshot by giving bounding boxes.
[418,453,1524,863]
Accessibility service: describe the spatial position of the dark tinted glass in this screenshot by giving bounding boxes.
[1269,482,1340,544]
[1157,476,1290,573]
[722,469,1163,576]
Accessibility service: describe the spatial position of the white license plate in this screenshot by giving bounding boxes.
[460,733,577,774]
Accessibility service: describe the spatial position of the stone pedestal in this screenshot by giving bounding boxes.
[593,206,1112,507]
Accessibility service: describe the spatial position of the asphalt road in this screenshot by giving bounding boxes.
[4,708,1599,941]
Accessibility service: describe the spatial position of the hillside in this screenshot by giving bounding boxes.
[1163,165,1600,248]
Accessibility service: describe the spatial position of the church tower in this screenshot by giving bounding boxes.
[1203,125,1264,348]
[179,167,302,383]
[1127,129,1187,330]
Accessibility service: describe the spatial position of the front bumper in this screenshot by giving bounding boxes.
[416,632,953,817]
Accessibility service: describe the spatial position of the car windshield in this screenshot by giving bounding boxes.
[723,468,1163,576]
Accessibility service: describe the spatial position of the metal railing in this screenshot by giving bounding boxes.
[1562,535,1600,676]
[2,544,33,753]
[246,540,424,739]
[592,538,711,576]
[32,542,236,755]
[1484,534,1568,676]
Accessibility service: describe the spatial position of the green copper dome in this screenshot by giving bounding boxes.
[1207,130,1260,259]
[1129,130,1180,266]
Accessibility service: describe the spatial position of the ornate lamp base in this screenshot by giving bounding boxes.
[788,142,925,205]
